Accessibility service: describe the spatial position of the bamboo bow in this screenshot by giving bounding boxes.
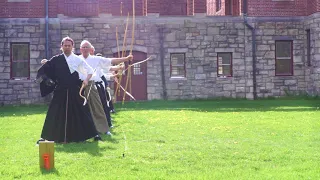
[114,76,136,101]
[115,13,130,102]
[122,0,135,105]
[120,56,153,75]
[79,69,96,106]
[114,0,152,104]
[79,83,87,106]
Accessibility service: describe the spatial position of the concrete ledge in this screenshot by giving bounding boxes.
[146,13,160,17]
[247,16,305,23]
[8,0,30,2]
[99,14,112,18]
[0,18,42,24]
[193,13,207,18]
[168,48,188,53]
[111,45,148,53]
[169,77,187,81]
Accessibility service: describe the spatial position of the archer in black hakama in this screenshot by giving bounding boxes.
[101,75,115,113]
[36,54,100,143]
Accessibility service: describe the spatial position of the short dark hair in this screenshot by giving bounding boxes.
[61,37,74,46]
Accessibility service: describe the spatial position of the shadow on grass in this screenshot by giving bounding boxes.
[40,167,60,175]
[55,141,116,157]
[100,133,120,144]
[1,99,320,117]
[114,99,320,113]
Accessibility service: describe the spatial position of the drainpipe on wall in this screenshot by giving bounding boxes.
[243,0,257,100]
[158,25,168,100]
[45,0,49,59]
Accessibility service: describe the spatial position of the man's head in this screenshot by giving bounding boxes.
[60,37,74,56]
[80,40,93,58]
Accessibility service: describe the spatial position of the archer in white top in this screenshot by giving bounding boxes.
[78,40,132,84]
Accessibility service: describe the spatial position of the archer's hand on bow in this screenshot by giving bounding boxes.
[126,54,133,62]
[118,63,125,70]
[41,59,48,65]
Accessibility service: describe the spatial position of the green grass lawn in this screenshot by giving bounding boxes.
[0,99,320,179]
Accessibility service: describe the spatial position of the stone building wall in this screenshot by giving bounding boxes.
[252,19,307,97]
[56,16,251,100]
[1,14,319,104]
[0,18,48,105]
[304,13,320,95]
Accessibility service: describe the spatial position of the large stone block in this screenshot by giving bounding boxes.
[69,33,83,40]
[24,26,36,33]
[184,21,196,28]
[284,80,297,86]
[74,26,86,32]
[165,32,176,42]
[167,83,178,90]
[193,50,204,57]
[208,27,220,35]
[223,84,235,91]
[5,29,17,37]
[263,29,275,35]
[0,73,10,80]
[88,29,99,37]
[30,51,40,58]
[1,89,13,94]
[195,74,206,80]
[257,45,271,51]
[288,29,299,35]
[0,83,7,88]
[236,86,245,93]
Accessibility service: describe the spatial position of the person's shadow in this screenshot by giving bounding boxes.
[55,140,116,157]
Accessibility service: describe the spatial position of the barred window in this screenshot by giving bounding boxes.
[170,53,186,78]
[275,41,293,76]
[216,0,221,11]
[217,52,232,77]
[10,42,30,79]
[133,63,143,75]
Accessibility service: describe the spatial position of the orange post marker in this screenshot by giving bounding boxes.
[43,154,50,170]
[39,141,54,170]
